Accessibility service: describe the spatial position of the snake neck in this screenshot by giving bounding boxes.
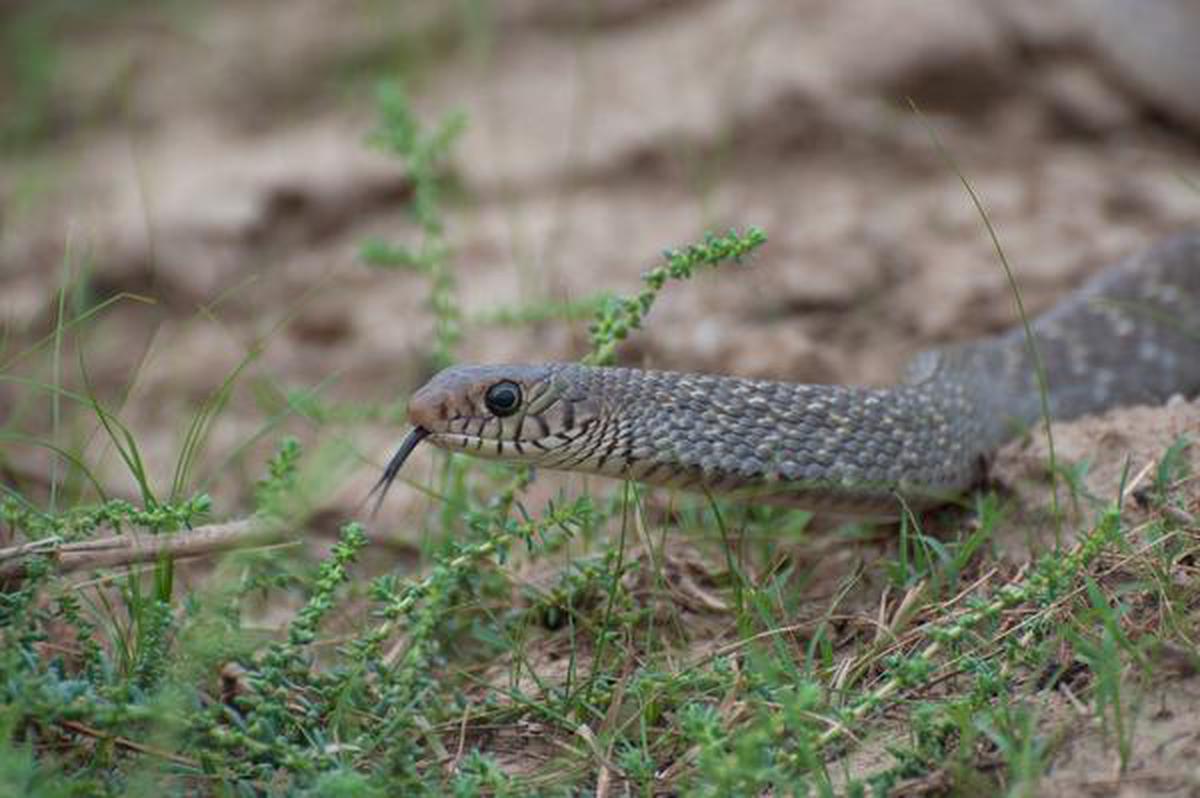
[520,363,990,517]
[553,234,1200,514]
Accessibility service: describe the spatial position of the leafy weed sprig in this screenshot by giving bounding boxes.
[362,81,467,370]
[586,227,767,365]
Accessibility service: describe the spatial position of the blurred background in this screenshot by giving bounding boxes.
[2,0,1198,524]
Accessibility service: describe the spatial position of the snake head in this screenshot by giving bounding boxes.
[367,363,595,513]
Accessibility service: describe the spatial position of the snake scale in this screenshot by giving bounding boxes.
[371,234,1200,519]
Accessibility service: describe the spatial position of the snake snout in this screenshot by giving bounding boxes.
[407,370,481,430]
[406,383,451,430]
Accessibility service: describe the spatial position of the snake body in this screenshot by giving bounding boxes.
[374,234,1200,518]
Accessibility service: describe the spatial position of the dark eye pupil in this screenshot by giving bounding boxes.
[485,381,521,416]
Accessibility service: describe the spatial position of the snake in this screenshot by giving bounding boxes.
[370,233,1200,519]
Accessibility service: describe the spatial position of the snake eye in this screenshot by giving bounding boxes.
[484,380,522,417]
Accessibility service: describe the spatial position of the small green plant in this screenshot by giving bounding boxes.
[585,227,767,365]
[1069,580,1142,772]
[361,81,466,370]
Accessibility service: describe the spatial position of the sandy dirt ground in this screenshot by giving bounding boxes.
[2,1,1198,792]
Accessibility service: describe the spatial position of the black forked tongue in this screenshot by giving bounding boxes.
[364,427,431,517]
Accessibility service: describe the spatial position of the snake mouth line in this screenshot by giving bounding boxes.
[368,426,559,515]
[365,426,431,516]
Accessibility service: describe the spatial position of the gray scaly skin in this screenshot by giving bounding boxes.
[371,234,1200,519]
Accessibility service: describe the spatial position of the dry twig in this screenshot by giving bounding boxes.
[0,517,285,584]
